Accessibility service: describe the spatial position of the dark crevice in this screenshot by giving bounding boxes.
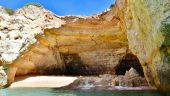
[116,53,144,77]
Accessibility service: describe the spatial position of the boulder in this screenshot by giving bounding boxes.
[67,74,147,89]
[125,67,139,78]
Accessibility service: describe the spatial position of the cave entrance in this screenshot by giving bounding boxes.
[116,53,144,77]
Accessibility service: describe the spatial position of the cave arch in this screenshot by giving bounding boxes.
[116,53,144,77]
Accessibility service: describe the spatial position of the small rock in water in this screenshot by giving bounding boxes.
[125,67,139,78]
[66,73,148,90]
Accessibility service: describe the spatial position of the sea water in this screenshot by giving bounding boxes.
[0,88,167,96]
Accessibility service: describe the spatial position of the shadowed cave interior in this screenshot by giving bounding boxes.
[38,53,144,77]
[116,53,144,77]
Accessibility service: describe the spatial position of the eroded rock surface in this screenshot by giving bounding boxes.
[66,69,147,90]
[0,5,64,64]
[125,0,170,92]
[0,0,170,92]
[0,66,7,87]
[2,2,128,85]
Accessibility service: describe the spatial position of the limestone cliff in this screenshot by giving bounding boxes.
[0,5,64,64]
[0,3,128,86]
[125,0,170,92]
[0,0,170,92]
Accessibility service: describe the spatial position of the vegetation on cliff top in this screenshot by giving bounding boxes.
[4,8,15,15]
[24,2,42,7]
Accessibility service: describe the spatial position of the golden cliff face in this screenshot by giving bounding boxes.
[15,21,128,74]
[4,3,128,85]
[44,14,128,75]
[1,0,170,92]
[125,0,170,92]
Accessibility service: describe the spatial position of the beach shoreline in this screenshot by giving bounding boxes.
[10,75,78,88]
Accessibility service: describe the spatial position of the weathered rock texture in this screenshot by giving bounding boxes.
[66,68,147,90]
[0,0,170,92]
[125,0,170,92]
[0,5,64,64]
[0,66,7,87]
[0,3,128,86]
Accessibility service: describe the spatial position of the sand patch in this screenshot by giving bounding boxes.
[10,75,77,88]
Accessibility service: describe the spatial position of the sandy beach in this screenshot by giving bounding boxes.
[10,75,78,88]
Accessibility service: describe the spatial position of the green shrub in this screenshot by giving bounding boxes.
[24,2,42,7]
[2,64,10,73]
[4,8,15,15]
[161,16,170,46]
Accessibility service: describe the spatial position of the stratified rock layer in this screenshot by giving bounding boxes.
[0,0,170,92]
[1,3,128,86]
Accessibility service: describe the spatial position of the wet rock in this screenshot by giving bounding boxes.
[116,68,148,87]
[67,73,147,89]
[67,75,113,89]
[118,76,133,87]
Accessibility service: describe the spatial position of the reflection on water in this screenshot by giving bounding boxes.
[0,88,167,96]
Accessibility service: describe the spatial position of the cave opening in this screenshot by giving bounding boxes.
[115,53,144,77]
[63,54,100,76]
[43,53,145,77]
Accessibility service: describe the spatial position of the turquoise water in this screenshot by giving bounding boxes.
[0,88,167,96]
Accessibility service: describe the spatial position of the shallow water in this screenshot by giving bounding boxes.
[0,88,167,96]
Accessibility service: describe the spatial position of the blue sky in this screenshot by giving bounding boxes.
[0,0,116,16]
